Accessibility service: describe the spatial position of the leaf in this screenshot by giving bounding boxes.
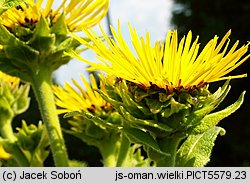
[190,91,245,134]
[0,0,24,15]
[176,126,225,167]
[123,127,170,157]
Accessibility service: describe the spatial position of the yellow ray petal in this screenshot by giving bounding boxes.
[69,23,249,92]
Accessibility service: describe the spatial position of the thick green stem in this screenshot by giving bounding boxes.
[157,137,181,167]
[31,68,69,167]
[116,134,130,167]
[102,152,117,167]
[100,135,121,167]
[1,120,29,166]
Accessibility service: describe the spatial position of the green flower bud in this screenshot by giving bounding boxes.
[0,71,30,127]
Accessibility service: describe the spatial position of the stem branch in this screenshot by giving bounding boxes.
[100,134,121,167]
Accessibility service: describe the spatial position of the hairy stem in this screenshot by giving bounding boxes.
[31,68,69,167]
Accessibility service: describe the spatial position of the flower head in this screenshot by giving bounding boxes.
[69,23,249,93]
[0,0,109,31]
[53,74,111,114]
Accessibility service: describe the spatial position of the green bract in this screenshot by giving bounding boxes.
[95,79,245,166]
[0,15,80,82]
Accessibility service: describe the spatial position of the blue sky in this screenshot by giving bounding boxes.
[53,0,173,85]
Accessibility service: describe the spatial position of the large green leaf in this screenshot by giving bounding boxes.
[176,126,225,167]
[123,127,170,157]
[189,91,245,134]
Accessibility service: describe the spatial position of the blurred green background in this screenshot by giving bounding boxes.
[14,0,250,166]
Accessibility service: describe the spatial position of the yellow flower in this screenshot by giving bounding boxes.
[53,74,110,114]
[68,23,250,92]
[0,144,11,160]
[0,71,20,89]
[0,0,109,31]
